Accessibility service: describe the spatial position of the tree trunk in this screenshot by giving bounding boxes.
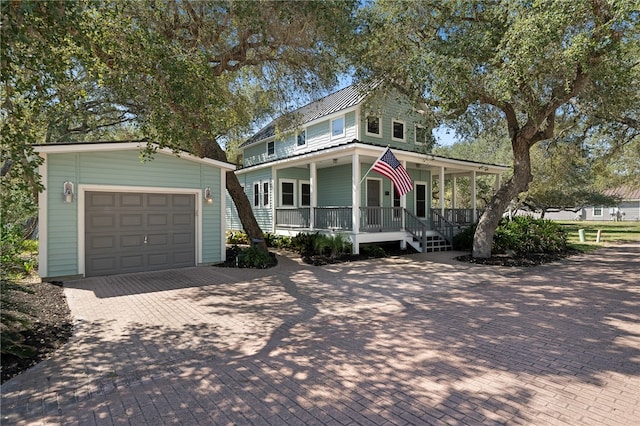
[472,136,534,258]
[195,138,267,251]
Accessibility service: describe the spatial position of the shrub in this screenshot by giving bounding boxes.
[226,230,248,245]
[452,217,567,255]
[237,246,274,268]
[361,244,387,258]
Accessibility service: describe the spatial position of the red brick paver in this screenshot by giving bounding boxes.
[2,244,639,425]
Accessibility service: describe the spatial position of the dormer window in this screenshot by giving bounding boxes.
[366,116,381,137]
[267,140,275,156]
[392,120,405,142]
[331,116,345,139]
[297,129,306,147]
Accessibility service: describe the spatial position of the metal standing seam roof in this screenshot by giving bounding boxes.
[240,82,377,148]
[604,185,640,201]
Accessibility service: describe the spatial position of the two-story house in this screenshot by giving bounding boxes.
[226,83,509,254]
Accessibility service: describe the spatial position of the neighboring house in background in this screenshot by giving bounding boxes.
[226,83,509,254]
[35,142,235,279]
[542,186,640,222]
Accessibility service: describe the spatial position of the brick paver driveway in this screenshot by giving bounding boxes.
[2,244,639,425]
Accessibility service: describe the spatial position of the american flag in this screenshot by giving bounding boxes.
[372,148,413,196]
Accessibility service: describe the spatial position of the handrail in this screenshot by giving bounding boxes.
[404,209,428,249]
[429,209,455,244]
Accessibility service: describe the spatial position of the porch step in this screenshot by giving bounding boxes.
[406,234,452,253]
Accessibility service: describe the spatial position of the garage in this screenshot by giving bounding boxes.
[35,142,235,279]
[85,191,196,277]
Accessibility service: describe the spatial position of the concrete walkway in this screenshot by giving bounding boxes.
[2,245,639,425]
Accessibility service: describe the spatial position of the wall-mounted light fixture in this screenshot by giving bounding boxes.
[204,187,213,203]
[63,181,74,203]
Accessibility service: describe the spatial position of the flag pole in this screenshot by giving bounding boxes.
[358,146,389,187]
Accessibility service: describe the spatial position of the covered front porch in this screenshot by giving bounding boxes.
[274,206,480,253]
[262,142,507,253]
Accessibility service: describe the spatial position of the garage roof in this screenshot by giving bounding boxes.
[34,142,236,171]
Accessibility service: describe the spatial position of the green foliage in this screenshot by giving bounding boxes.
[292,233,351,259]
[454,217,567,256]
[263,233,294,250]
[453,225,477,252]
[236,246,273,269]
[361,244,387,258]
[226,230,248,245]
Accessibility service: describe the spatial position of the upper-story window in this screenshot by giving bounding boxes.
[297,129,306,147]
[267,140,275,156]
[392,120,405,142]
[366,116,381,137]
[415,124,429,144]
[331,116,345,139]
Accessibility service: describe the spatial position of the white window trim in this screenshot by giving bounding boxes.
[414,123,428,144]
[299,180,311,207]
[392,119,406,142]
[279,178,297,207]
[296,129,307,148]
[253,182,261,207]
[262,180,270,208]
[266,140,275,157]
[414,181,428,218]
[365,115,382,138]
[331,115,346,140]
[593,206,604,217]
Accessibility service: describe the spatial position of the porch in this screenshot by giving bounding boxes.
[274,206,480,253]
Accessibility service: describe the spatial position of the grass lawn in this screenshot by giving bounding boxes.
[557,221,640,250]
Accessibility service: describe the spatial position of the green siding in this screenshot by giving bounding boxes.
[47,154,79,277]
[317,165,352,206]
[44,149,226,277]
[233,168,273,232]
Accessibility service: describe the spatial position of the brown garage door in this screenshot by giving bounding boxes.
[85,191,195,277]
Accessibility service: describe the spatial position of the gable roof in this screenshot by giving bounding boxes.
[241,81,379,148]
[604,185,640,201]
[33,141,236,171]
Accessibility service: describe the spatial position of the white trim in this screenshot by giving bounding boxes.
[331,115,346,140]
[299,180,311,207]
[392,119,406,142]
[78,184,203,276]
[295,129,307,148]
[365,177,383,207]
[38,154,48,278]
[414,123,428,145]
[593,206,604,217]
[365,115,383,138]
[34,143,236,171]
[262,179,271,208]
[414,181,429,218]
[220,168,227,262]
[279,178,297,207]
[266,140,275,157]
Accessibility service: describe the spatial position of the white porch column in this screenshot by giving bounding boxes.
[452,175,457,209]
[400,160,408,250]
[352,152,360,254]
[439,165,445,214]
[310,162,317,230]
[495,173,501,191]
[471,170,477,220]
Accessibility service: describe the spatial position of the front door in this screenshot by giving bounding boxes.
[366,179,382,227]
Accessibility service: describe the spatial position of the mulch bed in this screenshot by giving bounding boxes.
[1,280,73,384]
[456,249,580,267]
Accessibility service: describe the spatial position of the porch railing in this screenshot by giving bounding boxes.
[442,208,479,224]
[275,208,310,228]
[359,207,404,232]
[429,209,455,243]
[404,209,429,248]
[314,207,352,230]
